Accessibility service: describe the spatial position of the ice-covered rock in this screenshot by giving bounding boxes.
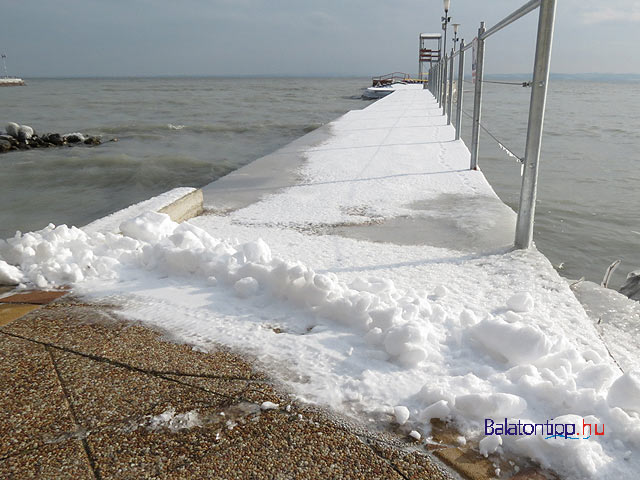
[17,125,34,141]
[5,122,19,138]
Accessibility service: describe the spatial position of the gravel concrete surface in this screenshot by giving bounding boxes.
[0,295,457,480]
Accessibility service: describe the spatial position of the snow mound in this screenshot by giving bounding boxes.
[0,259,23,285]
[607,371,640,413]
[470,317,551,365]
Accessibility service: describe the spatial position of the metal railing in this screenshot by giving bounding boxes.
[426,0,557,249]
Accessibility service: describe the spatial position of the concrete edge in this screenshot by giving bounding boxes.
[158,188,204,223]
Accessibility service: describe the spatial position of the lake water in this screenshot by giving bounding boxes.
[1,77,638,287]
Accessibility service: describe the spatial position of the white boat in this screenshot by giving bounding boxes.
[0,54,24,86]
[363,82,424,99]
[363,72,425,99]
[0,77,25,87]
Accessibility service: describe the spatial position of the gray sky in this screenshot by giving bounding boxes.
[1,0,638,77]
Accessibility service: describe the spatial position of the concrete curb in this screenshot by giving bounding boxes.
[159,188,204,223]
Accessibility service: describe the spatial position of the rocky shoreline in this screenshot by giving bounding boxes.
[0,122,111,154]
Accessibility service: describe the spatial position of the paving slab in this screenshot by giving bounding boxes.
[1,300,127,356]
[96,323,255,380]
[50,348,233,431]
[0,303,40,327]
[0,290,68,305]
[0,439,94,480]
[0,334,76,459]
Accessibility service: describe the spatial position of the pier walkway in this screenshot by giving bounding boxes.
[202,88,516,252]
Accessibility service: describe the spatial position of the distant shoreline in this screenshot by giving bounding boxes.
[13,73,640,82]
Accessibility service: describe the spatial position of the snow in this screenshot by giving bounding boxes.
[0,259,23,285]
[479,434,502,457]
[260,401,279,411]
[607,372,640,413]
[83,187,196,234]
[146,407,202,432]
[1,89,639,480]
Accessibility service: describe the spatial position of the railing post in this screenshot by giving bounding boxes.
[431,66,435,95]
[435,61,442,101]
[447,48,454,125]
[438,62,443,104]
[470,22,486,170]
[515,0,557,249]
[441,55,448,112]
[427,66,433,93]
[455,40,465,140]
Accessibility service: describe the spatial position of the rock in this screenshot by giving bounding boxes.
[0,125,108,154]
[64,133,85,143]
[0,138,12,153]
[0,134,18,147]
[42,133,64,146]
[5,122,20,138]
[17,125,34,141]
[620,270,640,301]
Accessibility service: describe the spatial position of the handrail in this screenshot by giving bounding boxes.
[425,0,557,249]
[481,0,541,40]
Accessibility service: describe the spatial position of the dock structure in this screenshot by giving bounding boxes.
[203,88,516,251]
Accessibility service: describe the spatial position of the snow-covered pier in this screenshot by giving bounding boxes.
[1,88,639,480]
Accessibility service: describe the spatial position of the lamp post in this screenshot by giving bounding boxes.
[452,23,461,49]
[442,0,451,58]
[440,0,451,107]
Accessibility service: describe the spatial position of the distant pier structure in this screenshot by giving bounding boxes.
[0,53,25,86]
[418,33,442,82]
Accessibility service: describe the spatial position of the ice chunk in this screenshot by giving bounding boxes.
[433,285,449,298]
[470,317,550,365]
[420,400,450,421]
[120,211,176,243]
[479,434,502,457]
[0,259,23,285]
[607,371,640,413]
[394,405,410,425]
[242,238,272,264]
[455,393,526,418]
[506,292,534,313]
[261,401,279,411]
[234,277,259,298]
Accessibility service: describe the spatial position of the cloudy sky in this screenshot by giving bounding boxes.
[1,0,637,77]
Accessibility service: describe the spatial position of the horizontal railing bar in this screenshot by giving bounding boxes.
[481,0,541,40]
